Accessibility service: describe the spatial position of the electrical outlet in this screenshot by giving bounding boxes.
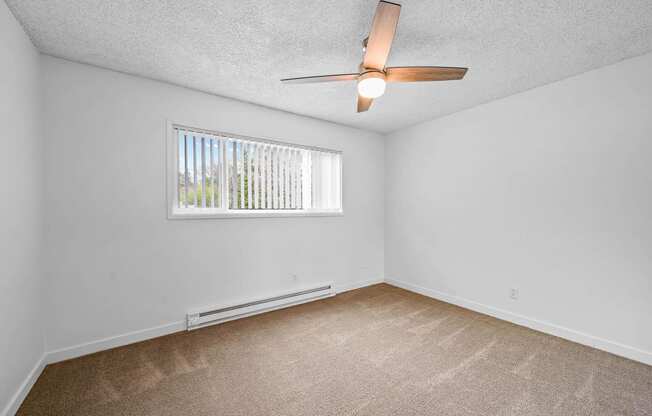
[510,288,519,300]
[291,274,298,282]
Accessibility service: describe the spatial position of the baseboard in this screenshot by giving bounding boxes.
[45,320,185,364]
[44,279,382,365]
[1,353,46,416]
[189,279,383,331]
[15,277,646,414]
[335,278,384,294]
[385,277,652,366]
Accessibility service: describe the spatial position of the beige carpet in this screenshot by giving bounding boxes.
[19,284,652,415]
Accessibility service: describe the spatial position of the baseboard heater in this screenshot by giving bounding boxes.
[186,282,335,330]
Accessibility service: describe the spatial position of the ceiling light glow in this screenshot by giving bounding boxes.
[357,74,386,98]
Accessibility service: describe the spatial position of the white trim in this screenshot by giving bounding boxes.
[385,277,652,366]
[166,120,344,220]
[43,279,381,365]
[166,120,179,218]
[184,279,382,330]
[335,278,384,294]
[187,282,335,330]
[187,292,336,331]
[169,208,343,220]
[13,277,648,414]
[1,354,46,416]
[185,295,337,331]
[45,321,185,364]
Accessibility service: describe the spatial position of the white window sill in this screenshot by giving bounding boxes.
[168,208,343,220]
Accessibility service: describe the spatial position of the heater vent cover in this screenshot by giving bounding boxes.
[187,282,334,330]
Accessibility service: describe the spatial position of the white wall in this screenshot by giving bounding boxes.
[41,56,384,353]
[385,52,652,363]
[4,16,651,410]
[0,2,45,414]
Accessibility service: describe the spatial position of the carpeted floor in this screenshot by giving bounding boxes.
[19,284,652,415]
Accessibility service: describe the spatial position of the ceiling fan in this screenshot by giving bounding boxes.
[280,0,468,113]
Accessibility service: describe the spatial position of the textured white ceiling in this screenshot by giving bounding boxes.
[7,0,652,133]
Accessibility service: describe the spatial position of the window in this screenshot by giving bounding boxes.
[167,124,342,218]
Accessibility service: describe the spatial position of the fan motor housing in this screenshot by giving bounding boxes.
[358,69,386,82]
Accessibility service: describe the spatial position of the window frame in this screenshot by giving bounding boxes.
[166,121,344,219]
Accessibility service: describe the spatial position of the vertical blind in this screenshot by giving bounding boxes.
[175,127,341,213]
[177,130,222,209]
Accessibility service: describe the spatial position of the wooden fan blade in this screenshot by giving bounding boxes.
[362,1,401,70]
[281,73,359,84]
[357,95,373,112]
[385,66,468,82]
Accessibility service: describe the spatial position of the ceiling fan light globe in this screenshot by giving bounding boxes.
[357,76,386,98]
